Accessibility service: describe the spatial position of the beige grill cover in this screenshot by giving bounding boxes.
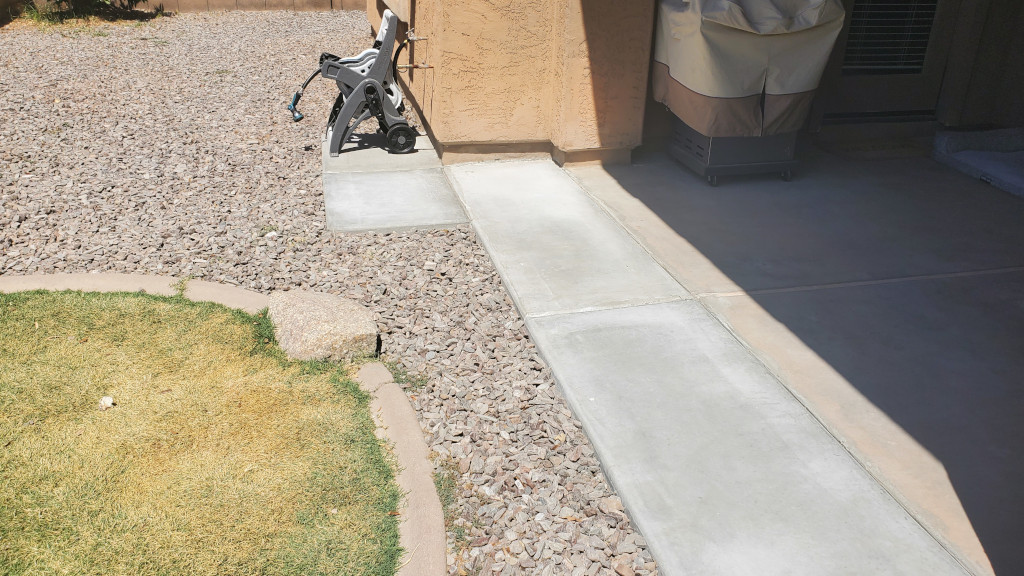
[653,0,844,137]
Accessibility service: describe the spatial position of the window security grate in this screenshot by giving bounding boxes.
[842,0,938,75]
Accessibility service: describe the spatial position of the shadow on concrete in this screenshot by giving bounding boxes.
[596,138,1024,575]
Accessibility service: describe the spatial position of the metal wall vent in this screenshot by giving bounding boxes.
[842,0,938,75]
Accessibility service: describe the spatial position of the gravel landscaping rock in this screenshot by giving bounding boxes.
[268,289,378,361]
[0,12,659,576]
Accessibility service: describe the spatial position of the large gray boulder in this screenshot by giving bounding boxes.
[268,290,378,362]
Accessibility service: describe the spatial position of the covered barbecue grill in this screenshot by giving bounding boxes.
[652,0,844,184]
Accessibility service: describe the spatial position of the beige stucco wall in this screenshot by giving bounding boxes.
[374,0,655,164]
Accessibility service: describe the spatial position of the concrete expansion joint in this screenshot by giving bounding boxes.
[521,295,692,320]
[706,265,1024,298]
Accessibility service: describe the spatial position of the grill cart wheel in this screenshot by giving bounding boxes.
[386,124,417,154]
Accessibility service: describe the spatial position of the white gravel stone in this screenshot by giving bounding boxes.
[0,12,657,576]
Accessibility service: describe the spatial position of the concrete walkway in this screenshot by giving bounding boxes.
[322,135,467,232]
[567,145,1024,576]
[318,138,1008,575]
[444,160,970,576]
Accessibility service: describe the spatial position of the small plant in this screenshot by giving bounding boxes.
[169,274,193,298]
[384,359,428,390]
[432,459,459,528]
[245,307,286,361]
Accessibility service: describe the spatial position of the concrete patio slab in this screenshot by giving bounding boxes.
[527,300,966,576]
[569,149,1024,295]
[566,146,1024,575]
[321,133,467,233]
[323,169,467,232]
[702,270,1024,576]
[446,160,689,317]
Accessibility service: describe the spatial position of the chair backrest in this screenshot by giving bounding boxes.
[324,9,401,102]
[377,9,395,47]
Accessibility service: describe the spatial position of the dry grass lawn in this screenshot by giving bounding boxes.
[0,290,400,576]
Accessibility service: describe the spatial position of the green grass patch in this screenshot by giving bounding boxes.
[0,290,401,576]
[432,458,471,552]
[432,459,459,528]
[382,360,428,390]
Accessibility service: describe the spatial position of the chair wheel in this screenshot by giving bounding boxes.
[386,124,417,154]
[782,169,793,182]
[707,175,718,187]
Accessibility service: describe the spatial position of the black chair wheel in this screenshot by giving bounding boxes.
[707,175,718,187]
[386,124,417,154]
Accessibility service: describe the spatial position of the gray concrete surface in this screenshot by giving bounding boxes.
[572,149,1024,295]
[446,157,971,576]
[322,137,467,232]
[356,363,446,576]
[700,271,1024,576]
[323,169,467,232]
[568,146,1024,576]
[528,301,966,576]
[446,161,688,317]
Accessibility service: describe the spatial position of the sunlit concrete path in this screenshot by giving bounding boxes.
[445,159,971,576]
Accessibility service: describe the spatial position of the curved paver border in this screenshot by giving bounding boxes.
[0,273,270,313]
[356,363,447,576]
[0,273,445,576]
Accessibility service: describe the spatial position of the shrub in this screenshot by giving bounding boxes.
[24,0,148,22]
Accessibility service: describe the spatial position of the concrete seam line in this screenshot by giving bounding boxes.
[355,363,446,576]
[0,273,269,314]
